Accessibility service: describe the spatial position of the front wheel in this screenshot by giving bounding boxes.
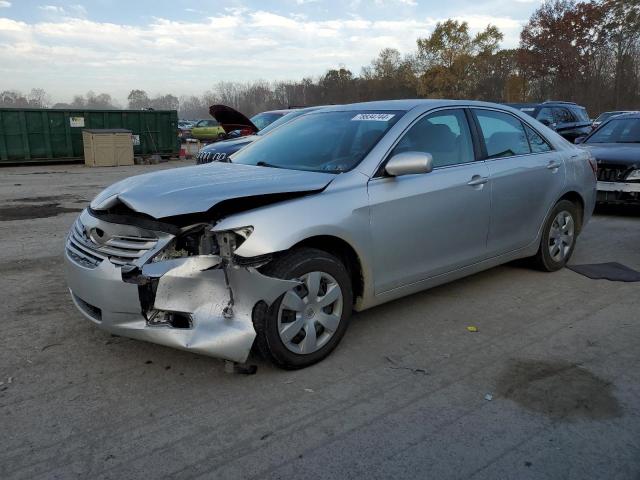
[253,248,352,369]
[531,199,579,271]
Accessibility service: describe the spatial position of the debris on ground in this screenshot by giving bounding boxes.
[466,326,478,333]
[385,356,429,375]
[304,388,314,393]
[224,360,257,375]
[484,393,493,401]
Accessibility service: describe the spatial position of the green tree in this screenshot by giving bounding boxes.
[416,20,503,98]
[127,89,150,109]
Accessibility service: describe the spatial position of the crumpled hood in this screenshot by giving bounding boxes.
[582,143,640,167]
[91,162,337,219]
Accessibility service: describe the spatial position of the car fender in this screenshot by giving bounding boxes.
[212,172,375,301]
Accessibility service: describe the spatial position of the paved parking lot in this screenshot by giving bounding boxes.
[1,161,639,480]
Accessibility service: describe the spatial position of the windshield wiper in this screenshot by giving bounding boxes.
[256,161,283,169]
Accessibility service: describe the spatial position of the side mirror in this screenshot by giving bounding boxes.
[385,152,433,177]
[574,136,587,145]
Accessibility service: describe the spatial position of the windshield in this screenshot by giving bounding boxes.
[595,112,615,123]
[196,120,219,127]
[586,117,640,144]
[250,112,285,131]
[232,110,403,173]
[257,110,305,136]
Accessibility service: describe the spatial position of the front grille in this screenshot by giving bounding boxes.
[597,166,627,182]
[66,217,159,267]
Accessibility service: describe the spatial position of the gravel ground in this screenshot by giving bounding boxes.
[1,161,639,480]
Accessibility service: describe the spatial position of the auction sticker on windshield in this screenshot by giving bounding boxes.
[351,113,395,121]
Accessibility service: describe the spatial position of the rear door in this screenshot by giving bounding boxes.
[471,108,566,256]
[368,108,491,293]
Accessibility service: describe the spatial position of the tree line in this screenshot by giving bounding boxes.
[1,0,638,118]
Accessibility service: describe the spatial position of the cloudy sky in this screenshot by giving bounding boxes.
[0,0,542,103]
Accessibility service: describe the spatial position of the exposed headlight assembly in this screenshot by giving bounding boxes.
[625,169,640,181]
[216,226,253,259]
[152,225,213,262]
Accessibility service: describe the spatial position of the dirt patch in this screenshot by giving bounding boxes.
[11,195,80,203]
[496,360,622,420]
[0,256,63,274]
[0,203,81,221]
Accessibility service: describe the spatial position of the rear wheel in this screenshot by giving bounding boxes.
[253,248,352,369]
[531,199,578,271]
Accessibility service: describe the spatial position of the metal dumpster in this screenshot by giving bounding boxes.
[0,108,179,164]
[82,129,134,167]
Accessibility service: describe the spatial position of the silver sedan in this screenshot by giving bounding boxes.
[65,100,597,369]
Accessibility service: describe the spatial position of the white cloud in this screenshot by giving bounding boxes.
[38,4,86,17]
[0,1,11,8]
[374,0,417,6]
[39,5,64,13]
[0,9,524,102]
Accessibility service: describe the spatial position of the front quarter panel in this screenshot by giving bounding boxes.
[212,171,374,301]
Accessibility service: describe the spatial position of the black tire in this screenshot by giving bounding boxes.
[253,248,353,369]
[531,199,579,272]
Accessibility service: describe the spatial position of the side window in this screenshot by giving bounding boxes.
[525,125,552,153]
[474,109,531,159]
[391,109,474,168]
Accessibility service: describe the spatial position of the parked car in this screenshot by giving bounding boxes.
[209,105,292,140]
[65,100,596,369]
[591,111,637,130]
[507,101,592,142]
[196,106,327,164]
[190,119,226,141]
[576,112,640,204]
[178,120,195,141]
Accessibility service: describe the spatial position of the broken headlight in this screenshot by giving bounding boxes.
[152,225,217,262]
[215,226,253,259]
[626,169,640,182]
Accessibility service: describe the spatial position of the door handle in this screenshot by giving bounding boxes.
[467,176,488,186]
[547,161,560,170]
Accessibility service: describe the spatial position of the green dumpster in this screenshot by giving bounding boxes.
[0,108,179,164]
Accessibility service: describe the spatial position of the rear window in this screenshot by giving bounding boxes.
[573,107,590,122]
[518,107,536,118]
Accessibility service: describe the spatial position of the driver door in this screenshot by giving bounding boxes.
[367,108,491,294]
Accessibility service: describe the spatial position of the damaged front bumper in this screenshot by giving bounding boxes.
[64,210,297,363]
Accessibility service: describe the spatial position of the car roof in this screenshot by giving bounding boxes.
[606,112,640,120]
[506,101,585,109]
[319,99,528,113]
[255,109,296,115]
